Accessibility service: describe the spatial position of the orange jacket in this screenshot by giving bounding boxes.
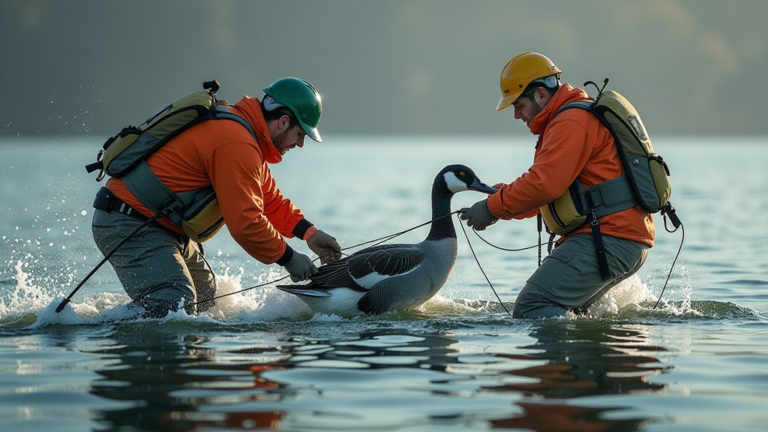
[106,96,310,264]
[486,84,655,247]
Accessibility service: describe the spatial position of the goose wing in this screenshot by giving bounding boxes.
[309,243,426,291]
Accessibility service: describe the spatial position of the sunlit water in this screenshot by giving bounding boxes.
[1,136,767,432]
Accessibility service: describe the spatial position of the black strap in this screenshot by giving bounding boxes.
[590,211,611,280]
[537,214,543,267]
[93,187,149,222]
[92,187,185,241]
[563,175,638,220]
[57,199,169,314]
[547,233,556,255]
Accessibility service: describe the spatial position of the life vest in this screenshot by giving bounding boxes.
[86,81,257,242]
[539,80,673,236]
[538,79,678,280]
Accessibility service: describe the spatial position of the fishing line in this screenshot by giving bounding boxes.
[467,230,545,252]
[187,211,544,310]
[455,214,513,317]
[137,211,464,309]
[459,213,686,312]
[55,211,168,313]
[653,219,685,309]
[341,211,459,251]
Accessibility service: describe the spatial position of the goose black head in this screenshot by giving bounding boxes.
[439,164,497,195]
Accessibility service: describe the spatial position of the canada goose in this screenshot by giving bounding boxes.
[276,164,496,316]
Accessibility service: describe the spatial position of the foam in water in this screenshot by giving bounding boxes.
[1,261,320,327]
[0,251,708,327]
[585,266,701,317]
[587,274,652,315]
[205,267,315,322]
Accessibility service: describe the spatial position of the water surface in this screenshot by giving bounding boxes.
[1,136,767,431]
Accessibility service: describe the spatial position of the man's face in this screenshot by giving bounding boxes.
[511,90,546,128]
[271,116,307,156]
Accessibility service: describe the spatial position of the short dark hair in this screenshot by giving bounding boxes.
[260,103,299,129]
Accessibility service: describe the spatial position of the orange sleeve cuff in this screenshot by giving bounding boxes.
[487,193,504,219]
[302,226,319,241]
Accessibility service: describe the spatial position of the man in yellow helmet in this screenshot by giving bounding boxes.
[459,52,654,318]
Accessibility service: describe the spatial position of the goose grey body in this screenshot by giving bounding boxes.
[276,165,496,316]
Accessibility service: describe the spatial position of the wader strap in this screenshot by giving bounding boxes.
[583,175,638,218]
[590,211,611,280]
[119,108,255,232]
[93,187,149,222]
[122,162,186,217]
[537,213,558,266]
[122,163,219,229]
[537,214,543,267]
[568,176,636,282]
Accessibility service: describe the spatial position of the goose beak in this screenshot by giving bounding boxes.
[470,178,498,195]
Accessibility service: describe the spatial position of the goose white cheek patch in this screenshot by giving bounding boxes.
[443,172,469,194]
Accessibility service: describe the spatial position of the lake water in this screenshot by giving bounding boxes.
[1,135,767,432]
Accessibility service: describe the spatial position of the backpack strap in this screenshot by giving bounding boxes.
[211,106,257,138]
[555,100,594,118]
[557,100,641,217]
[583,176,638,218]
[554,99,632,281]
[122,109,258,230]
[565,176,637,281]
[589,210,611,281]
[121,161,205,222]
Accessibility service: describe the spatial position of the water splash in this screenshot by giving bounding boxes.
[205,267,314,322]
[587,274,657,316]
[1,260,757,332]
[0,260,58,317]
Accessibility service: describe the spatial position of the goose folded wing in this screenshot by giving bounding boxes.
[348,246,425,285]
[309,244,425,290]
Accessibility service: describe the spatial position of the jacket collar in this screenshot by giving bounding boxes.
[232,96,283,164]
[529,83,591,136]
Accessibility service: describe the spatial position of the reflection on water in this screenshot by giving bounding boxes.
[1,138,765,431]
[486,320,669,398]
[484,320,669,431]
[89,325,220,430]
[88,320,670,431]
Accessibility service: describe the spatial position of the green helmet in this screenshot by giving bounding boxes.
[263,77,323,142]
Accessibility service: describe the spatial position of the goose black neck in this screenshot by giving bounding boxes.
[426,180,456,241]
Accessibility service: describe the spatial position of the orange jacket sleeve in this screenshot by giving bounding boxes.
[487,116,593,220]
[204,141,304,264]
[259,164,307,238]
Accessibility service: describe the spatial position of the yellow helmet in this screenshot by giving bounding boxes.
[496,52,562,111]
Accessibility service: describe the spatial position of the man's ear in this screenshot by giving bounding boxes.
[537,87,550,105]
[280,115,291,130]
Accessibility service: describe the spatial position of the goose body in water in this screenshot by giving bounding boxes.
[276,164,496,316]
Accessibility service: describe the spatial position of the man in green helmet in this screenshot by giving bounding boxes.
[91,77,342,318]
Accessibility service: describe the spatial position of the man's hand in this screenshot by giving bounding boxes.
[459,199,499,231]
[283,252,318,282]
[307,229,342,264]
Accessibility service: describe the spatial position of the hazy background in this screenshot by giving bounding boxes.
[2,0,767,139]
